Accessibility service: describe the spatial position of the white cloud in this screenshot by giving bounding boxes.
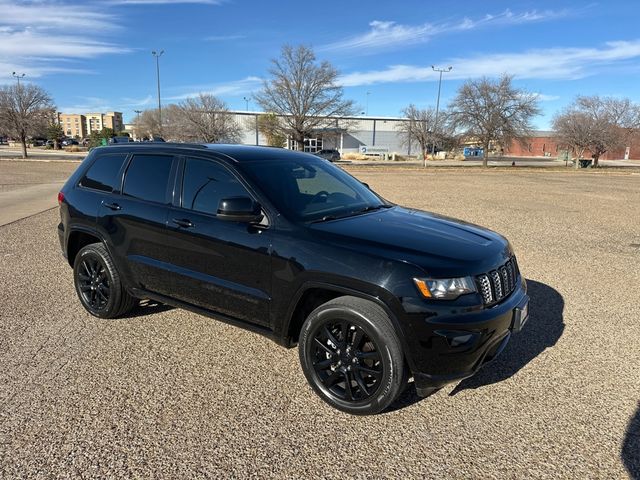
[204,34,245,41]
[57,97,115,113]
[338,40,640,86]
[0,1,130,81]
[121,95,155,107]
[166,76,262,100]
[109,0,223,4]
[319,9,569,53]
[0,30,129,58]
[0,1,118,31]
[535,93,561,102]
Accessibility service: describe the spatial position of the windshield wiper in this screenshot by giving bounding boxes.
[311,214,338,223]
[310,204,391,223]
[355,204,392,214]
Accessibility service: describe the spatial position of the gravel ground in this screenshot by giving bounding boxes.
[0,168,639,478]
[0,160,79,189]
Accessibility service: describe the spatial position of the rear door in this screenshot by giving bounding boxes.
[165,155,272,325]
[97,151,177,294]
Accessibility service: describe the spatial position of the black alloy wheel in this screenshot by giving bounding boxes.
[299,296,406,415]
[73,243,137,318]
[311,320,383,402]
[77,255,111,310]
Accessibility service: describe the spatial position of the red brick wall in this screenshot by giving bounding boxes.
[505,135,640,160]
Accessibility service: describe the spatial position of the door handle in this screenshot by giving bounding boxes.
[172,218,194,228]
[103,202,121,211]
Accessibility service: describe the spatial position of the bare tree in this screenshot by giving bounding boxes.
[396,105,436,163]
[134,109,162,140]
[167,93,241,143]
[449,75,540,167]
[0,83,55,158]
[396,105,458,163]
[553,96,637,168]
[254,45,355,150]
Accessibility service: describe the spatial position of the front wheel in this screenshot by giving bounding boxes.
[298,296,406,415]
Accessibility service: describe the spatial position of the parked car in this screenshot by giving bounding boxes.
[31,138,47,147]
[57,144,529,415]
[109,136,133,144]
[61,139,79,146]
[314,149,341,162]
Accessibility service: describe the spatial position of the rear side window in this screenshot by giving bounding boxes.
[79,153,128,192]
[181,157,250,215]
[123,154,173,204]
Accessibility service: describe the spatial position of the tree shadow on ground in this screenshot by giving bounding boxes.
[387,279,564,412]
[121,299,174,319]
[623,402,640,479]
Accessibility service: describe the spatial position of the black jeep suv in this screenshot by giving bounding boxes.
[58,143,529,415]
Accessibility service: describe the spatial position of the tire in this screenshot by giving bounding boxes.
[73,242,137,319]
[298,295,406,415]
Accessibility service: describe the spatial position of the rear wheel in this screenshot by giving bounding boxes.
[298,296,406,415]
[73,243,137,318]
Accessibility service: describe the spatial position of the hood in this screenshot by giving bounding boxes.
[309,206,512,278]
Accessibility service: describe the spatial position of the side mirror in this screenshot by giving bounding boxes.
[217,196,263,223]
[361,182,370,189]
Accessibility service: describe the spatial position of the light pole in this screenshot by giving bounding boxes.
[12,72,25,88]
[243,96,249,111]
[134,110,142,141]
[366,91,371,116]
[430,65,452,161]
[151,50,164,136]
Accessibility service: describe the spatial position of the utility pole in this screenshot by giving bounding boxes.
[430,65,452,161]
[151,50,164,136]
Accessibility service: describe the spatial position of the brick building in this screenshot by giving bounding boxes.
[57,111,124,139]
[505,130,640,160]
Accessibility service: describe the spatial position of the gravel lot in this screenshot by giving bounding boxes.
[1,166,639,478]
[0,160,79,192]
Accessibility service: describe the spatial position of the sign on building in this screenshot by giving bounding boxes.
[360,145,389,155]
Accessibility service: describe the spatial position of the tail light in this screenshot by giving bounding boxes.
[57,192,65,205]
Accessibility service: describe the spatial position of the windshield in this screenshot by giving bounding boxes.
[238,155,386,222]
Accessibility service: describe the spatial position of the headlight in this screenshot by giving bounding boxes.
[413,276,477,300]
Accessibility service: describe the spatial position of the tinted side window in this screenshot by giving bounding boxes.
[79,153,128,192]
[182,158,250,215]
[123,154,173,204]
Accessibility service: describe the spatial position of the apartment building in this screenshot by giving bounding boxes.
[85,112,124,134]
[57,111,124,138]
[57,113,87,138]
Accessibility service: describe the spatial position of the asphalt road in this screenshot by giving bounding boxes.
[0,166,639,478]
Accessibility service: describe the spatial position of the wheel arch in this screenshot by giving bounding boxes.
[66,227,107,267]
[282,282,413,368]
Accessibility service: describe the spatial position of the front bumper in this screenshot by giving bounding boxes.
[401,282,529,396]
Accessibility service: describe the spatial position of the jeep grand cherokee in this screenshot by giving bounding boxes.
[58,143,529,415]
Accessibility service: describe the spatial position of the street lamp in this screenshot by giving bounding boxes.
[366,91,371,116]
[243,96,249,111]
[430,65,452,164]
[151,50,164,135]
[11,72,25,87]
[134,110,142,141]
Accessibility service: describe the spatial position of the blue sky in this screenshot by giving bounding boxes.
[2,0,640,128]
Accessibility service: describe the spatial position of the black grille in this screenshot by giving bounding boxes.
[476,257,519,305]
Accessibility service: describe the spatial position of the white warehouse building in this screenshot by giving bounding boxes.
[229,111,416,155]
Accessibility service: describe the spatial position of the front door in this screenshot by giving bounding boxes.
[165,156,272,326]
